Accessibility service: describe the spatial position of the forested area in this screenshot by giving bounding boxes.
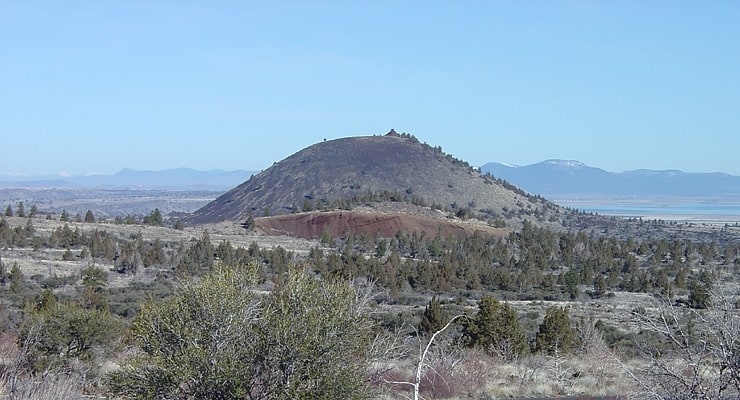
[0,209,738,399]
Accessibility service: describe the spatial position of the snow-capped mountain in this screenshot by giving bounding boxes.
[481,160,740,197]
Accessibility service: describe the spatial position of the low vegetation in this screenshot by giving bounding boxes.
[0,206,738,399]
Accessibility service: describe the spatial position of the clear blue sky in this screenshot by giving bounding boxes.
[2,1,739,177]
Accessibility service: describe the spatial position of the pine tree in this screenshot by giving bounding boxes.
[5,205,12,217]
[84,210,95,223]
[60,209,69,222]
[16,202,25,217]
[419,296,448,335]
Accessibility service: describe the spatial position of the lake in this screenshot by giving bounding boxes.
[551,197,740,224]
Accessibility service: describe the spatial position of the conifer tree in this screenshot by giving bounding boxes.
[84,210,95,223]
[9,263,25,294]
[593,275,608,298]
[688,281,712,309]
[0,252,6,284]
[462,295,528,359]
[5,205,12,217]
[419,296,447,335]
[535,306,579,355]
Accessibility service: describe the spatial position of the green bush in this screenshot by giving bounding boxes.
[106,265,378,399]
[18,299,123,373]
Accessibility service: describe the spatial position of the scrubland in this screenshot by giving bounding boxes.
[1,211,738,399]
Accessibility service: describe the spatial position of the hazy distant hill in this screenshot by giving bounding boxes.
[0,168,256,190]
[191,133,556,225]
[481,160,740,197]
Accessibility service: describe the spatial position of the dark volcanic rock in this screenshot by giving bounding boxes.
[191,135,545,225]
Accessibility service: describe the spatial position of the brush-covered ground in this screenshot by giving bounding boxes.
[1,209,738,399]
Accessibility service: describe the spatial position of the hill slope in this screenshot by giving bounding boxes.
[192,133,554,226]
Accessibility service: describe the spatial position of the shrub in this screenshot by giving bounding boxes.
[18,301,123,373]
[106,265,378,399]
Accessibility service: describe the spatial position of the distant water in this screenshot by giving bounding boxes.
[553,199,740,223]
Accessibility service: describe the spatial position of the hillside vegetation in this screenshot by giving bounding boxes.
[1,210,738,398]
[1,134,739,399]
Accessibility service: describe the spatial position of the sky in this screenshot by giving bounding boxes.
[2,1,739,177]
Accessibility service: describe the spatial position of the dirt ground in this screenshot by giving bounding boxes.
[254,209,508,240]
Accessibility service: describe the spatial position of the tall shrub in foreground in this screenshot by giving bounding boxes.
[106,265,378,399]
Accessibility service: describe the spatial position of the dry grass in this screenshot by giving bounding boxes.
[0,333,110,400]
[0,373,86,400]
[376,347,634,399]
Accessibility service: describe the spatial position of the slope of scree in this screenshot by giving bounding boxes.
[191,133,548,226]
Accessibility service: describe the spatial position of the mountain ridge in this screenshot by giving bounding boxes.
[0,168,257,190]
[4,160,738,198]
[481,160,740,197]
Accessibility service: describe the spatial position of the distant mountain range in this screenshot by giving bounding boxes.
[0,168,257,190]
[481,160,740,198]
[3,159,739,198]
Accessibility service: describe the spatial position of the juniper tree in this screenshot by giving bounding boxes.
[535,306,579,355]
[84,209,95,223]
[462,295,529,360]
[419,296,448,336]
[0,252,6,284]
[143,208,162,226]
[9,263,25,294]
